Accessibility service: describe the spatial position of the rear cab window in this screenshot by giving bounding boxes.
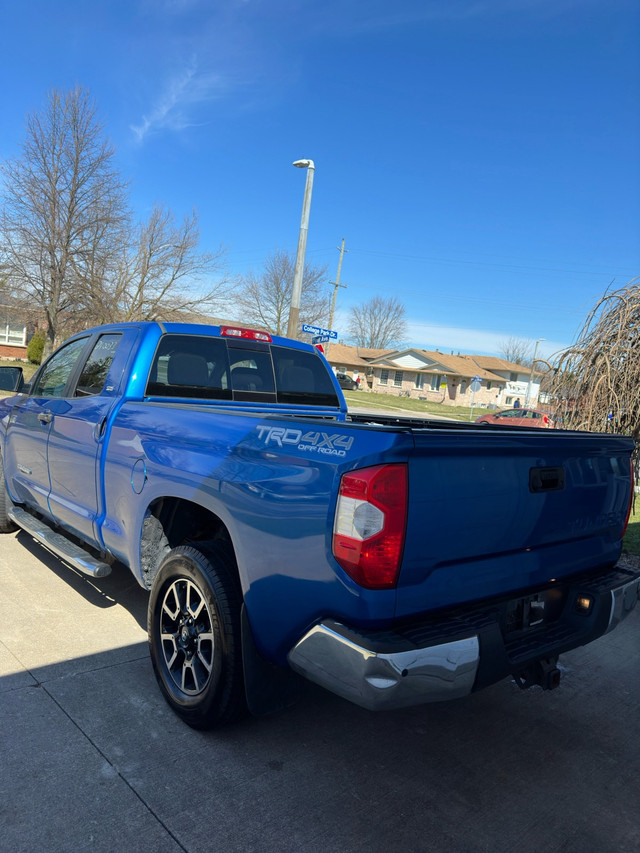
[145,333,341,407]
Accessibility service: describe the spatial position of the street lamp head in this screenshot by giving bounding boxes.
[293,159,314,169]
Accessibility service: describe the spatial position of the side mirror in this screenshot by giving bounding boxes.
[0,366,25,393]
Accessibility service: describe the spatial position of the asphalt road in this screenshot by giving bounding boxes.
[1,529,639,853]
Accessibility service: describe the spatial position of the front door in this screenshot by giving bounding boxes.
[4,335,91,516]
[46,330,137,546]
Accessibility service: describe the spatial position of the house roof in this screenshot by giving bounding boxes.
[422,351,502,381]
[332,343,544,381]
[323,342,371,368]
[355,346,394,360]
[365,347,505,382]
[469,354,542,376]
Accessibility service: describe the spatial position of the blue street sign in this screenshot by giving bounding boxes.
[312,335,330,344]
[302,324,338,339]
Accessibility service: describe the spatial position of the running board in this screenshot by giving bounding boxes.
[9,507,112,578]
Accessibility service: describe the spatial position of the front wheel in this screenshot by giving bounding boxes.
[0,454,17,533]
[148,542,247,729]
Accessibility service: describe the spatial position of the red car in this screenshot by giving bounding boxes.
[475,407,555,428]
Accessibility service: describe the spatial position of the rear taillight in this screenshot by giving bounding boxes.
[332,464,408,589]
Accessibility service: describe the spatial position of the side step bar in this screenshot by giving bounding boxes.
[9,507,112,579]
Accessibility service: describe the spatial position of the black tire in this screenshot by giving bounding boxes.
[148,542,247,729]
[0,453,17,533]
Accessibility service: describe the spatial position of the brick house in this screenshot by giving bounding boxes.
[0,304,30,360]
[325,343,542,409]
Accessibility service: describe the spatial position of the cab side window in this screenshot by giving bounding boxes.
[31,337,89,398]
[74,334,122,397]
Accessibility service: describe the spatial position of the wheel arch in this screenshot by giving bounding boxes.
[139,496,238,591]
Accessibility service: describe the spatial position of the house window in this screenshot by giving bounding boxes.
[0,323,26,346]
[429,374,444,391]
[393,370,403,387]
[509,372,518,382]
[415,373,425,389]
[486,381,492,390]
[380,369,389,386]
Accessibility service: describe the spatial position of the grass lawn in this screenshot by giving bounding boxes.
[623,501,640,556]
[0,358,38,380]
[343,390,474,421]
[0,358,39,397]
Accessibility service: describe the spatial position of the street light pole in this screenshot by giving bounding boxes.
[286,159,315,339]
[525,337,545,407]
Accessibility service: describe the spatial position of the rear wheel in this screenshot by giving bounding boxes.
[148,542,247,729]
[0,454,17,533]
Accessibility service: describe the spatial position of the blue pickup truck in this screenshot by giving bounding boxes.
[1,321,638,729]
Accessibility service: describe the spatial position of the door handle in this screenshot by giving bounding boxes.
[37,411,52,424]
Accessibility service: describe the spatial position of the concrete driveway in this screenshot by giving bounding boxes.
[1,530,639,853]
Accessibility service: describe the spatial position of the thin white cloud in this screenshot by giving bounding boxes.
[402,321,567,361]
[333,308,567,360]
[130,58,226,144]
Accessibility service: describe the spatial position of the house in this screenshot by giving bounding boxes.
[0,304,30,360]
[320,342,375,387]
[325,343,543,409]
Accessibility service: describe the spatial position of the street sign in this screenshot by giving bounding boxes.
[312,335,330,344]
[302,324,338,339]
[470,375,482,393]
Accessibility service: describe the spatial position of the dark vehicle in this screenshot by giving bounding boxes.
[476,407,555,428]
[336,371,358,390]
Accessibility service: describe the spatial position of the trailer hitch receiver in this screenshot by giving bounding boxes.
[513,657,561,691]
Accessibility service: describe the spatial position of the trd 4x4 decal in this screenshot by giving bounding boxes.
[255,426,354,456]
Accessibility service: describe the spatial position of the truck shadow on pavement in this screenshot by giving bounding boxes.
[1,609,639,853]
[15,529,149,630]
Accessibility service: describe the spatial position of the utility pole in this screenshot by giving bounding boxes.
[326,238,347,354]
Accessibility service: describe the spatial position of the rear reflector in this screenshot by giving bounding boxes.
[333,464,408,589]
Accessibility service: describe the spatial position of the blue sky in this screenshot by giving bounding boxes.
[1,0,639,360]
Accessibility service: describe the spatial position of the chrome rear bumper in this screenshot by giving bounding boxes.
[287,621,480,711]
[287,566,640,712]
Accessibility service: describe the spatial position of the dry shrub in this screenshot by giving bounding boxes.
[551,277,640,440]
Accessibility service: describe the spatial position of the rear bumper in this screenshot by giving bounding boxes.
[287,564,640,711]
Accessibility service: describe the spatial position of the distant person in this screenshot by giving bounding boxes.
[513,398,521,408]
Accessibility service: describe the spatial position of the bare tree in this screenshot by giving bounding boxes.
[110,204,230,323]
[498,336,533,365]
[0,87,129,354]
[551,277,640,439]
[234,250,329,335]
[347,296,406,349]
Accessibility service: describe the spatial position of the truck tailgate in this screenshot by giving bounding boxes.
[396,427,634,617]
